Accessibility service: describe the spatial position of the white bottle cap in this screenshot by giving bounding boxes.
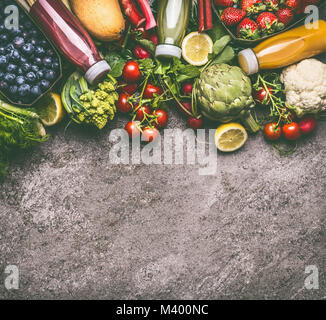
[238,48,259,75]
[85,60,111,85]
[155,44,182,59]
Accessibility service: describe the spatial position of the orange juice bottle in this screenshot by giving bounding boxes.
[238,20,326,75]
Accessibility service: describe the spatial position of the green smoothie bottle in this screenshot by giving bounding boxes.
[155,0,190,59]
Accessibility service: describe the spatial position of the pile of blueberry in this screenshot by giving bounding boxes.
[0,1,60,105]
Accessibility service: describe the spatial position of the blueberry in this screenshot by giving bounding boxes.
[26,72,37,83]
[22,63,31,72]
[18,84,31,97]
[5,44,15,54]
[35,46,45,56]
[6,64,17,73]
[29,38,37,46]
[42,57,52,67]
[0,34,8,44]
[9,85,18,96]
[4,73,16,84]
[46,49,55,57]
[0,55,8,69]
[40,79,50,91]
[52,61,60,71]
[8,49,20,63]
[20,56,27,64]
[34,57,42,66]
[22,43,35,56]
[13,36,24,49]
[31,65,39,73]
[0,81,8,91]
[36,70,44,80]
[16,76,25,86]
[40,39,48,47]
[21,32,29,39]
[0,71,4,79]
[44,70,56,82]
[0,47,5,55]
[31,85,42,97]
[17,68,23,75]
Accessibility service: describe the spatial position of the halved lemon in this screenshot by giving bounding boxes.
[182,32,213,66]
[36,93,65,127]
[215,123,248,153]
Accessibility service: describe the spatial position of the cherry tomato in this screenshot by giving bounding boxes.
[182,83,193,96]
[135,105,151,121]
[178,101,193,116]
[142,127,160,142]
[282,122,301,141]
[119,82,138,95]
[143,83,163,99]
[299,117,317,135]
[254,86,273,105]
[117,93,133,113]
[122,61,142,83]
[153,109,168,128]
[264,122,282,141]
[188,117,203,129]
[125,121,141,138]
[133,45,151,59]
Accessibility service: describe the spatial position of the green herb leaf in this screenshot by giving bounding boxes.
[210,46,235,65]
[212,35,231,56]
[105,51,126,78]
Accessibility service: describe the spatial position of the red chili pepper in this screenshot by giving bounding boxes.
[204,0,213,31]
[135,0,157,30]
[198,0,205,33]
[119,0,146,28]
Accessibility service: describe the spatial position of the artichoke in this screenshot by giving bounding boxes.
[196,64,260,133]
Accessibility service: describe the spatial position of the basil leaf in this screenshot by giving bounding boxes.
[213,35,231,56]
[105,51,126,78]
[211,46,235,65]
[176,64,200,82]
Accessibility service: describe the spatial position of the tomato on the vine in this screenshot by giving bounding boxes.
[117,93,133,113]
[188,117,203,129]
[299,117,317,135]
[254,86,273,105]
[143,83,162,99]
[125,121,141,138]
[135,105,151,121]
[178,101,192,116]
[153,109,168,128]
[119,82,138,95]
[264,122,281,141]
[182,83,193,96]
[122,61,142,83]
[142,127,159,142]
[282,122,301,141]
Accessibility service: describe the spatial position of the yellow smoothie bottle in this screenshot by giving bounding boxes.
[238,20,326,75]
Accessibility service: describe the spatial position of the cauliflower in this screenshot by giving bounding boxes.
[280,59,326,117]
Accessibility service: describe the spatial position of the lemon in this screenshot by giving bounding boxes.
[215,123,248,152]
[182,32,213,66]
[36,93,65,127]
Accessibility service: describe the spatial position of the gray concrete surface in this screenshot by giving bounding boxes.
[1,11,326,301]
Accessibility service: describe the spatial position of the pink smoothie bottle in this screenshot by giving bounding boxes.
[28,0,110,84]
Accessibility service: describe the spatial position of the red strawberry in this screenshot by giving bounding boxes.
[276,7,294,26]
[286,0,302,14]
[241,0,266,15]
[257,12,284,33]
[221,7,246,26]
[237,18,260,39]
[214,0,238,7]
[264,0,279,11]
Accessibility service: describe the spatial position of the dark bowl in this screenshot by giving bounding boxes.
[212,0,326,45]
[0,0,62,107]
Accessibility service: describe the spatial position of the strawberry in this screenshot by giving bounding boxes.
[221,7,246,26]
[237,18,260,39]
[214,0,238,7]
[286,0,302,14]
[276,7,294,25]
[241,0,266,15]
[264,0,279,11]
[257,12,284,34]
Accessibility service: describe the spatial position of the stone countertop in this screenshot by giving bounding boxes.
[0,7,326,300]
